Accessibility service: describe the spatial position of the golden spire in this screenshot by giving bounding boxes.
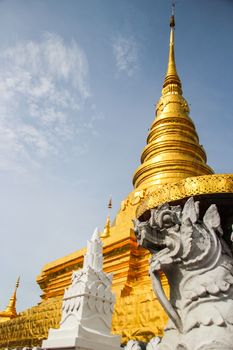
[0,277,20,322]
[133,9,213,190]
[101,215,111,238]
[162,7,182,94]
[100,197,112,238]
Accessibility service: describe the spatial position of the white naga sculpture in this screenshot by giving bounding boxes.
[42,228,121,350]
[134,197,233,350]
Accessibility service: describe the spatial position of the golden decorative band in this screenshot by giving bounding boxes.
[136,174,233,218]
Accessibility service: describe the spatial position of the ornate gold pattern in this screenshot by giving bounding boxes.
[0,297,62,348]
[136,174,233,218]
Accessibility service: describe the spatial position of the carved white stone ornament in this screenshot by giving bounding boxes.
[134,197,233,350]
[42,228,121,350]
[124,340,145,350]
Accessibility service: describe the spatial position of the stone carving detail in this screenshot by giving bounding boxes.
[134,197,233,350]
[146,337,162,350]
[124,340,146,350]
[124,337,161,350]
[42,228,121,350]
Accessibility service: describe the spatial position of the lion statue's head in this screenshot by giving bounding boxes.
[134,197,227,273]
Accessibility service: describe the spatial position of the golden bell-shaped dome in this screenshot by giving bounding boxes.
[133,15,213,190]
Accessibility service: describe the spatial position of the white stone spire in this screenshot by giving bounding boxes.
[42,227,121,350]
[83,227,103,271]
[91,227,100,241]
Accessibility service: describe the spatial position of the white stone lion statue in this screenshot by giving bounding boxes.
[134,197,233,350]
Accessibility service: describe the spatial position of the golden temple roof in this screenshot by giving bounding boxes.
[133,13,213,190]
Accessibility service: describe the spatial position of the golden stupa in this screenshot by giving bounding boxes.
[0,12,233,349]
[0,278,20,324]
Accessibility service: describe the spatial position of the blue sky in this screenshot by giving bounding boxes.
[0,0,232,312]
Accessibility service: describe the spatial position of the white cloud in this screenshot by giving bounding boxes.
[112,35,138,77]
[0,33,92,173]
